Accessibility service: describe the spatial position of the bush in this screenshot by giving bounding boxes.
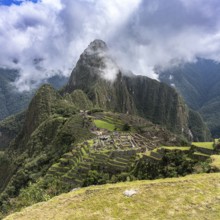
[87,108,104,115]
[122,123,131,131]
[83,170,109,186]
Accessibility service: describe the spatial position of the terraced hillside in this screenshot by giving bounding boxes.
[0,89,216,218]
[5,173,220,220]
[4,114,217,216]
[44,124,159,188]
[0,93,191,217]
[144,141,219,164]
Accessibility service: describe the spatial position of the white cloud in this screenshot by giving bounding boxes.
[0,0,220,90]
[41,0,63,10]
[109,0,220,76]
[0,0,141,91]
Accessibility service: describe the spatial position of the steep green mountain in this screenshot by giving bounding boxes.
[0,68,68,121]
[0,40,213,218]
[0,84,191,217]
[0,84,94,214]
[159,59,220,137]
[64,40,210,140]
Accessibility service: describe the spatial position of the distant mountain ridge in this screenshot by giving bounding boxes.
[0,68,68,121]
[0,68,31,120]
[159,59,220,137]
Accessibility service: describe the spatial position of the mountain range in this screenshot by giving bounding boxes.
[0,40,215,218]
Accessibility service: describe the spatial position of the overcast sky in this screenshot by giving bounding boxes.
[1,0,220,90]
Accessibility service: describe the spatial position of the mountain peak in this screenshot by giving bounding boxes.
[86,39,108,52]
[64,39,119,93]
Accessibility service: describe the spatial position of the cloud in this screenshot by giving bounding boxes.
[0,0,220,90]
[110,0,220,76]
[0,0,141,90]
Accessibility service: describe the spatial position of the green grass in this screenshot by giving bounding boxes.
[59,158,69,163]
[192,142,214,150]
[210,155,220,170]
[160,146,191,151]
[87,139,94,146]
[5,173,220,220]
[80,147,87,156]
[103,116,123,126]
[193,152,210,157]
[145,151,151,156]
[214,139,220,144]
[62,152,73,157]
[94,120,115,131]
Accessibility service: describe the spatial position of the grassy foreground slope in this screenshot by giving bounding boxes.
[5,173,220,220]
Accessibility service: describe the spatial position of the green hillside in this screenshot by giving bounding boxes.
[0,97,192,216]
[0,112,25,150]
[0,41,215,218]
[159,59,220,137]
[0,68,68,121]
[5,173,220,220]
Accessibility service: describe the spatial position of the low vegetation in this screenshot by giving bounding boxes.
[5,173,220,220]
[159,146,191,151]
[192,142,214,149]
[94,119,115,131]
[0,139,213,216]
[0,85,218,219]
[210,155,220,171]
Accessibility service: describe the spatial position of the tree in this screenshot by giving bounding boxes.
[122,123,130,131]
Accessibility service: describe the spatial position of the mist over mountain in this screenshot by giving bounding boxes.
[0,68,68,121]
[0,68,32,120]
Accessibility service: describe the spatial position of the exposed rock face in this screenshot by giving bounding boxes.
[64,40,189,135]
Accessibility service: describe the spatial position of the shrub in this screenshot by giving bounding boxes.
[122,123,131,131]
[87,108,104,115]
